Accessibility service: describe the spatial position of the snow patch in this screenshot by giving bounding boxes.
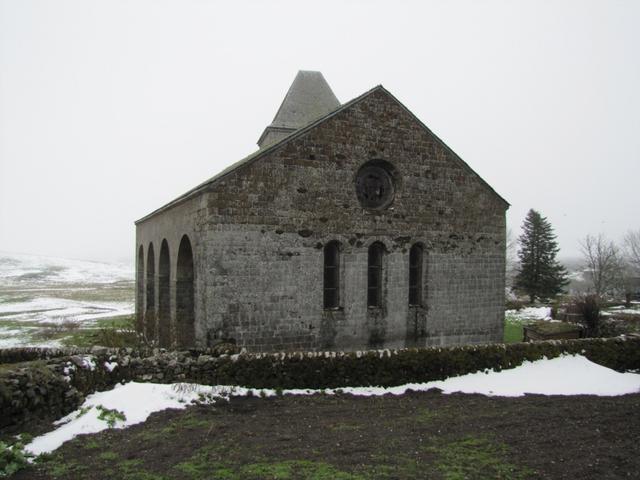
[24,355,640,456]
[104,361,118,372]
[506,306,552,322]
[0,297,133,325]
[0,252,133,286]
[603,307,640,315]
[25,382,217,456]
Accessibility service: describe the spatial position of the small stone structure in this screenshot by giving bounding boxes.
[523,321,583,342]
[135,71,509,351]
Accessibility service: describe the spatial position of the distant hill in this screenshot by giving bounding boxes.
[0,252,133,286]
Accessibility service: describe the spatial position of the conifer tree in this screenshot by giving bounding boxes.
[515,209,569,302]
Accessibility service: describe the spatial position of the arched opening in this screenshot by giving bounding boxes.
[176,235,195,348]
[368,242,384,307]
[323,241,340,309]
[409,244,424,306]
[145,243,156,340]
[136,245,144,332]
[158,239,171,348]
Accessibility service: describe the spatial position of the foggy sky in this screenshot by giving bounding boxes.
[1,0,639,264]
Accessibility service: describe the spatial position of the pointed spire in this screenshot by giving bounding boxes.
[258,71,340,148]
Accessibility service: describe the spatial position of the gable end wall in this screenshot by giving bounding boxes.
[136,88,506,351]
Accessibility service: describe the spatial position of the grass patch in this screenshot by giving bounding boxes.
[0,439,32,477]
[430,436,534,480]
[176,456,364,480]
[99,451,119,461]
[242,460,362,479]
[415,407,440,423]
[526,320,582,335]
[0,314,139,349]
[329,422,362,432]
[59,315,143,348]
[363,453,422,479]
[504,319,524,343]
[44,455,88,478]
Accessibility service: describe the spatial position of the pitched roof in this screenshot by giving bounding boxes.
[135,85,508,224]
[257,71,341,148]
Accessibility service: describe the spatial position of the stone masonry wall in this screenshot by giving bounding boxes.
[135,88,507,351]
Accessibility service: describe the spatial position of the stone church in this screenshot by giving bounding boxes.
[135,71,509,352]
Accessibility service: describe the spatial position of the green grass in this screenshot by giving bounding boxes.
[527,320,582,335]
[329,422,362,432]
[0,278,134,348]
[175,457,364,480]
[60,316,140,348]
[503,319,523,343]
[0,313,139,349]
[99,451,119,461]
[429,436,535,480]
[29,409,539,480]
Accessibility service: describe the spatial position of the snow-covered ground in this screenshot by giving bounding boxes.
[505,306,551,323]
[0,252,133,286]
[602,305,640,316]
[0,253,134,348]
[0,297,132,325]
[24,354,640,456]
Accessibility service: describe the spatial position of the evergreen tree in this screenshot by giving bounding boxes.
[515,209,569,302]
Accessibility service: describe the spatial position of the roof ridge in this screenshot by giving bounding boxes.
[375,87,510,207]
[135,83,508,225]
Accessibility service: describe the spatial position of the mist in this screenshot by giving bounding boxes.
[1,0,638,264]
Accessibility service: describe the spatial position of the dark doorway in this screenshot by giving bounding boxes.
[158,239,171,348]
[145,243,156,339]
[176,235,195,348]
[136,245,144,332]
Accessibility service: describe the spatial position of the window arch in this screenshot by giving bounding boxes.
[176,234,195,348]
[158,239,171,348]
[409,244,423,306]
[136,245,144,332]
[368,242,384,307]
[145,242,156,338]
[323,241,340,309]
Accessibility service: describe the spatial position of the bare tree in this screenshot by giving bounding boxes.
[623,229,640,273]
[622,229,640,306]
[579,234,624,299]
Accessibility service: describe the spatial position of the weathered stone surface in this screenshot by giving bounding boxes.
[135,83,508,352]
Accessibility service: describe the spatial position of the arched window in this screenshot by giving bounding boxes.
[323,241,340,309]
[368,242,384,307]
[409,244,423,306]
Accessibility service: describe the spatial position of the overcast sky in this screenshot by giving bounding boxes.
[1,0,638,264]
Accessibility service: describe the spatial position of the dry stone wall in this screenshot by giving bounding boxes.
[3,337,640,431]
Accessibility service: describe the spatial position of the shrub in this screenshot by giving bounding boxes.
[505,299,525,311]
[572,295,601,336]
[96,405,126,428]
[96,323,138,348]
[549,297,569,320]
[0,440,32,477]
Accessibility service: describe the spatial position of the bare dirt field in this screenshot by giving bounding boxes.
[10,390,640,480]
